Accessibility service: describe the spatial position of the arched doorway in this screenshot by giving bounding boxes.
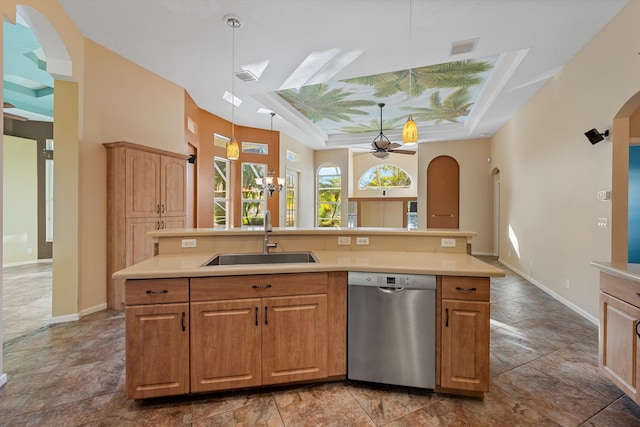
[426,155,459,229]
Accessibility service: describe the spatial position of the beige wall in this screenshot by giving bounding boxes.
[418,138,494,255]
[3,135,38,265]
[491,0,640,319]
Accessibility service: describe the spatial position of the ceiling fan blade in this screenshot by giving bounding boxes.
[387,143,402,150]
[388,149,416,155]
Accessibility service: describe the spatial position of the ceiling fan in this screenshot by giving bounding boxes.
[369,103,415,159]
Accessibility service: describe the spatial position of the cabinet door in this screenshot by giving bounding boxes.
[441,299,490,392]
[126,218,159,266]
[262,294,328,385]
[126,150,161,218]
[191,299,262,392]
[125,303,189,399]
[600,292,640,402]
[161,156,187,217]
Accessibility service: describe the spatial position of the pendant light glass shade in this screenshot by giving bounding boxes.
[402,114,418,145]
[226,136,239,160]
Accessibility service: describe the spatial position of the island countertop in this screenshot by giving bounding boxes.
[113,250,505,280]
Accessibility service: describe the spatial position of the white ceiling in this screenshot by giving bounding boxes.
[56,0,628,150]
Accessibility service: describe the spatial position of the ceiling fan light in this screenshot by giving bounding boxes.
[373,151,389,159]
[226,137,239,160]
[402,115,418,145]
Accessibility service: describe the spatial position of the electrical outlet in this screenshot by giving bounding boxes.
[565,279,570,289]
[338,236,352,245]
[181,239,197,248]
[441,238,456,247]
[356,237,369,245]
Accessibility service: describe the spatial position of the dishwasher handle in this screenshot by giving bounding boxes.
[378,286,405,293]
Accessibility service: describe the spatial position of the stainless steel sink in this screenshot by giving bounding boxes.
[204,251,318,266]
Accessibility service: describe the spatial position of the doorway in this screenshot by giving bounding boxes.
[426,155,460,228]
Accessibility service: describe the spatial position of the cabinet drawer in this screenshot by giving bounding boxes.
[441,276,490,301]
[191,273,328,301]
[126,278,189,305]
[600,272,640,309]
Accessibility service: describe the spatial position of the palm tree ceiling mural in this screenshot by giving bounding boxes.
[276,56,497,138]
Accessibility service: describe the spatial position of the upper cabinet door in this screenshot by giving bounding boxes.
[126,149,161,218]
[161,156,187,217]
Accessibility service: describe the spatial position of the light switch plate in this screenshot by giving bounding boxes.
[182,238,197,248]
[338,236,352,245]
[597,218,609,229]
[356,237,369,245]
[441,238,456,247]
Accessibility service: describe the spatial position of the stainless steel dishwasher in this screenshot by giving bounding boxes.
[348,271,436,389]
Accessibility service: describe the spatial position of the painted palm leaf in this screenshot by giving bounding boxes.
[340,117,402,134]
[404,88,473,124]
[277,83,376,123]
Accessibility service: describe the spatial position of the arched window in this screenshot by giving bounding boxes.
[358,164,412,190]
[317,163,341,227]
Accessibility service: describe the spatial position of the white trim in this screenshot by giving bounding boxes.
[49,313,80,325]
[498,258,599,326]
[79,303,107,318]
[472,251,496,256]
[0,373,7,388]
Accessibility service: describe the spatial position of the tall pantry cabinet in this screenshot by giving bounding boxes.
[105,141,189,310]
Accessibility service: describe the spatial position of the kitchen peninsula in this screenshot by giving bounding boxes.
[114,227,504,400]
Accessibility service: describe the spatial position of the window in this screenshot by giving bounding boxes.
[287,149,300,162]
[213,157,229,228]
[358,164,412,190]
[286,169,299,227]
[242,141,268,154]
[213,133,229,149]
[242,162,267,226]
[317,163,341,227]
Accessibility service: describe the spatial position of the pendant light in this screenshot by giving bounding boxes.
[402,0,418,145]
[226,15,240,160]
[255,112,285,197]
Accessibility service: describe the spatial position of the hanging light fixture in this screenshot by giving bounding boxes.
[402,0,418,145]
[225,15,240,160]
[255,112,285,197]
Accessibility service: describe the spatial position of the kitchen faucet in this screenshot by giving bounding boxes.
[263,210,277,253]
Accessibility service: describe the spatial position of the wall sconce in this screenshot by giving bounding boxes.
[584,128,610,144]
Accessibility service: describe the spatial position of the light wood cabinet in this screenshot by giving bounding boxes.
[105,141,188,310]
[437,276,490,394]
[125,278,190,399]
[189,273,332,393]
[599,272,640,404]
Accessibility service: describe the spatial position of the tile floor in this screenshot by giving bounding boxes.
[2,258,640,426]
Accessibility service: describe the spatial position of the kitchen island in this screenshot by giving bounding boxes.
[114,228,504,400]
[591,261,640,405]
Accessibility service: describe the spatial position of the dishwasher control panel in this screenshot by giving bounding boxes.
[348,271,436,289]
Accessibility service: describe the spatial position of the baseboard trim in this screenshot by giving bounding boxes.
[79,303,107,318]
[498,258,599,326]
[2,258,53,268]
[49,313,80,325]
[472,251,497,256]
[0,373,7,388]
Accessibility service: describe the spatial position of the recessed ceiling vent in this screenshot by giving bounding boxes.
[450,38,479,56]
[235,69,259,82]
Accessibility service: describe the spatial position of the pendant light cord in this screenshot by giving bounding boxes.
[231,24,236,140]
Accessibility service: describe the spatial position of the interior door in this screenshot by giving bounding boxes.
[427,156,459,229]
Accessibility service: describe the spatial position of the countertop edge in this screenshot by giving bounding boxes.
[591,261,640,284]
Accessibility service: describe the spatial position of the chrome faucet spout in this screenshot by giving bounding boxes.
[263,210,277,253]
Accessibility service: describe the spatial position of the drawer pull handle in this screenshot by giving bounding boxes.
[455,287,477,292]
[445,308,449,327]
[146,290,169,295]
[252,284,272,289]
[181,312,186,332]
[265,306,268,325]
[255,307,259,326]
[636,321,640,339]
